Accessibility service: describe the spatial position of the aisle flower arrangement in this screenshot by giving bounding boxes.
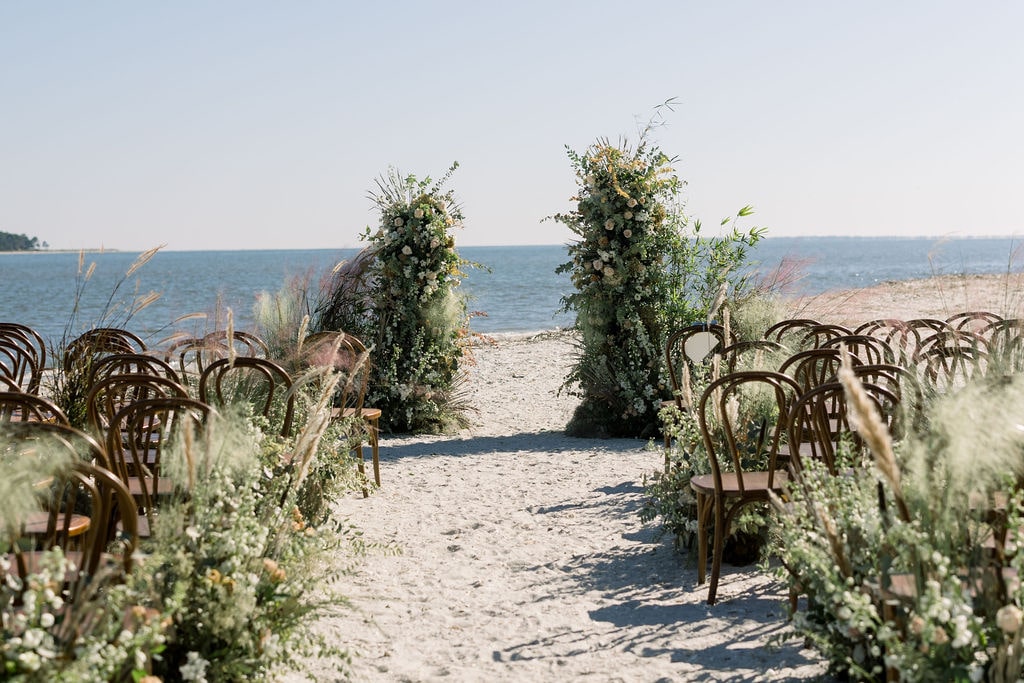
[550,135,684,437]
[773,361,1024,681]
[316,164,472,433]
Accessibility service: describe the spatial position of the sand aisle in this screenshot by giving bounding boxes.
[298,332,823,682]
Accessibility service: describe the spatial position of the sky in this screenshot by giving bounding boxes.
[2,2,1023,252]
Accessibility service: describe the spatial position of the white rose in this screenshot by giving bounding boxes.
[623,229,633,238]
[402,245,413,256]
[624,211,633,220]
[414,208,424,219]
[604,219,615,230]
[603,266,614,277]
[997,605,1022,633]
[627,198,638,208]
[430,238,440,249]
[393,217,404,227]
[592,259,604,271]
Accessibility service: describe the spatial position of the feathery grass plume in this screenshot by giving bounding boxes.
[921,374,1024,494]
[0,428,74,535]
[225,308,236,365]
[707,280,729,327]
[837,347,911,523]
[681,361,693,409]
[125,245,164,277]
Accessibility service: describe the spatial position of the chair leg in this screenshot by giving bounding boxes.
[695,493,711,586]
[708,500,726,605]
[351,440,368,498]
[368,416,380,487]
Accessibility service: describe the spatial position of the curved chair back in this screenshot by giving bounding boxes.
[85,373,190,439]
[199,356,295,437]
[0,391,70,425]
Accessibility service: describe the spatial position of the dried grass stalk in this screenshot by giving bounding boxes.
[837,347,911,522]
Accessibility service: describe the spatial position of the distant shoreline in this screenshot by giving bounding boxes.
[0,249,119,255]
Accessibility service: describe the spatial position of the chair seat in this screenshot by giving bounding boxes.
[330,406,382,496]
[690,470,789,496]
[22,512,90,538]
[331,406,382,421]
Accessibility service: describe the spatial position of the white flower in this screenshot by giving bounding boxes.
[39,612,55,628]
[623,211,633,220]
[602,266,614,277]
[401,245,413,256]
[592,259,604,271]
[414,208,424,219]
[180,651,210,683]
[430,238,440,249]
[623,229,633,238]
[627,198,638,208]
[393,217,404,227]
[997,605,1022,633]
[636,211,650,222]
[604,219,615,230]
[17,652,41,672]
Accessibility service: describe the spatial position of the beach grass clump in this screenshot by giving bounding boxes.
[314,164,472,434]
[773,363,1024,681]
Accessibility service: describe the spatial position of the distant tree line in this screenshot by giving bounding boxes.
[0,231,44,251]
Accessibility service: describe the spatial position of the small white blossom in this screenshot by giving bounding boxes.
[393,217,404,227]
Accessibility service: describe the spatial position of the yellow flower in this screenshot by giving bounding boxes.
[207,569,222,584]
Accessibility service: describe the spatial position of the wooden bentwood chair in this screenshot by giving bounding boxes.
[302,331,382,497]
[690,370,802,605]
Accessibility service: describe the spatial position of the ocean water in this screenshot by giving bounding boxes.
[1,237,1021,345]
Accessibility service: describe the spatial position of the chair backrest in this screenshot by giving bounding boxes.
[665,323,732,404]
[798,324,854,349]
[946,310,1002,334]
[763,318,822,345]
[720,339,787,373]
[980,318,1024,372]
[0,322,46,376]
[697,370,802,495]
[164,336,231,385]
[913,331,989,393]
[0,337,42,393]
[88,352,182,388]
[63,327,146,374]
[786,380,901,476]
[300,331,372,413]
[201,330,270,358]
[85,373,190,440]
[0,391,70,425]
[105,396,213,530]
[822,334,896,365]
[199,356,295,437]
[779,348,862,395]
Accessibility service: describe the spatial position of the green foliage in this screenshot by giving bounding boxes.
[136,405,359,682]
[0,231,41,252]
[315,164,472,433]
[773,372,1024,681]
[550,106,765,437]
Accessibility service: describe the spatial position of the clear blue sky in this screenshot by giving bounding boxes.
[2,2,1022,251]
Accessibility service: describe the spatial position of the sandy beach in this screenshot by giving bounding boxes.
[295,273,1023,682]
